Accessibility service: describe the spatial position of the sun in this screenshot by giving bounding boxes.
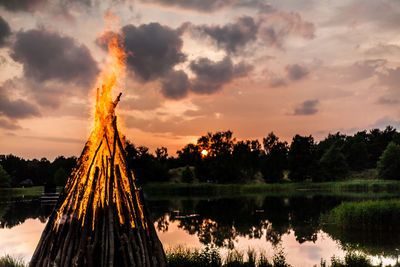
[201,149,208,156]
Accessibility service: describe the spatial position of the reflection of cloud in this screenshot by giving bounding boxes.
[299,245,322,261]
[0,219,45,262]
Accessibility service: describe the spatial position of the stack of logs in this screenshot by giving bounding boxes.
[29,90,167,267]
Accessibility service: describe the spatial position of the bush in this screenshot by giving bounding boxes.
[330,252,373,267]
[377,142,400,180]
[325,199,400,230]
[0,255,26,267]
[182,166,194,183]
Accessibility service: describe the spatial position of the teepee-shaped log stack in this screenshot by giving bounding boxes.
[30,87,167,267]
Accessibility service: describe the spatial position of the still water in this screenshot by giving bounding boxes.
[0,192,399,266]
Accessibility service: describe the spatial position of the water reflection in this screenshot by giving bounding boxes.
[152,196,341,248]
[0,193,399,265]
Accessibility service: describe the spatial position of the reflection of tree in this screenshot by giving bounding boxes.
[0,198,53,228]
[152,195,342,249]
[322,224,400,258]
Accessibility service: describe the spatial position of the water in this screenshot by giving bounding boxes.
[0,192,399,266]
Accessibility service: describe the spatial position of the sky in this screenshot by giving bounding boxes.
[0,0,400,160]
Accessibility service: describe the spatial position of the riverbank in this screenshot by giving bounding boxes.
[1,178,400,199]
[0,186,44,198]
[143,179,400,198]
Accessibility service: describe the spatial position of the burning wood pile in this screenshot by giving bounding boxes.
[30,34,167,267]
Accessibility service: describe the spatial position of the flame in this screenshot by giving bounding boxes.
[92,34,126,142]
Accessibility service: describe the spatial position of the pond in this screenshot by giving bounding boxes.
[0,191,399,266]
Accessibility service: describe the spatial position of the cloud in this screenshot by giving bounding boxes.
[0,16,11,47]
[190,56,253,94]
[0,0,47,12]
[376,97,399,105]
[190,11,315,53]
[0,118,21,130]
[293,99,319,115]
[120,23,186,81]
[193,16,258,53]
[11,29,98,87]
[140,0,274,13]
[160,70,190,99]
[0,86,40,119]
[258,12,315,48]
[378,66,400,90]
[269,78,287,88]
[365,43,400,56]
[285,64,309,81]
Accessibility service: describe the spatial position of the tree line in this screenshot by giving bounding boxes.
[1,125,400,187]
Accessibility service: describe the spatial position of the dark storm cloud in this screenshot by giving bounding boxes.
[0,0,47,12]
[140,0,274,13]
[190,11,315,54]
[11,29,98,87]
[121,23,186,81]
[0,16,11,47]
[294,99,319,115]
[193,16,259,54]
[0,118,21,130]
[0,86,40,119]
[160,70,190,99]
[190,56,252,94]
[285,64,309,81]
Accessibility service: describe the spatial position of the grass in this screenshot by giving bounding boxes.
[0,186,44,199]
[166,246,289,267]
[0,255,26,267]
[323,199,400,230]
[166,247,400,267]
[143,179,400,199]
[1,250,398,267]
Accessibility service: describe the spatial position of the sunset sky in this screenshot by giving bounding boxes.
[1,0,400,159]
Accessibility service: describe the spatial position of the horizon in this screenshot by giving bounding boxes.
[1,0,400,160]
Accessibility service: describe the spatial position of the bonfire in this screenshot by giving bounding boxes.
[29,33,167,267]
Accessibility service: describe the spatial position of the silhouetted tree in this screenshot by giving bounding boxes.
[53,167,68,186]
[0,164,11,188]
[288,135,316,182]
[182,166,194,183]
[232,139,262,182]
[319,145,349,181]
[261,132,288,183]
[377,142,400,180]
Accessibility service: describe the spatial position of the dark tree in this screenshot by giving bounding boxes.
[319,145,349,181]
[377,142,400,180]
[288,135,316,182]
[232,139,262,182]
[0,164,11,188]
[261,132,288,183]
[181,166,194,183]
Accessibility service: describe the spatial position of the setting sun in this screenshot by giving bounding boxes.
[201,149,208,156]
